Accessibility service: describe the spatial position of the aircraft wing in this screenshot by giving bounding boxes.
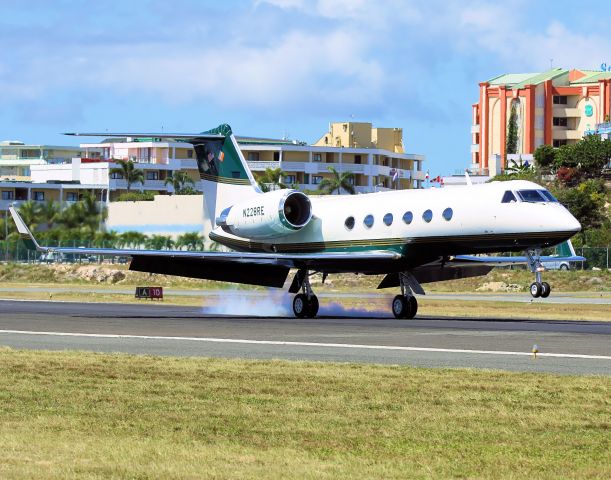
[452,253,586,266]
[9,206,401,288]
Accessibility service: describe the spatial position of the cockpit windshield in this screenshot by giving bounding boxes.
[516,189,558,203]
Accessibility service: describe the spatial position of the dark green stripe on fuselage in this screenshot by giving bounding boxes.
[209,230,576,256]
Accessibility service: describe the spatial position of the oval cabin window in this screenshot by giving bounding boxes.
[402,211,413,224]
[345,216,355,230]
[363,214,374,228]
[442,208,453,221]
[383,213,393,226]
[422,209,433,223]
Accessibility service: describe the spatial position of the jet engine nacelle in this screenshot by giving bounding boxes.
[216,189,312,239]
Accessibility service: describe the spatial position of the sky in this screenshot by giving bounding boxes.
[1,0,610,176]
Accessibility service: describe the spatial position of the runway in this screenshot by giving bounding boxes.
[1,299,610,375]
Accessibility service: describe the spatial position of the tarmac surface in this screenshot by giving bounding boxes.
[1,299,610,376]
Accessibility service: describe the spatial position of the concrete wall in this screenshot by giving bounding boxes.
[106,194,206,239]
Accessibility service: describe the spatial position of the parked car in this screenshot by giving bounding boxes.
[541,258,571,270]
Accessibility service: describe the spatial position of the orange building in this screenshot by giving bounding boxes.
[471,68,611,175]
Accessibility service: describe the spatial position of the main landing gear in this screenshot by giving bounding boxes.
[291,270,319,318]
[526,248,551,298]
[392,272,419,319]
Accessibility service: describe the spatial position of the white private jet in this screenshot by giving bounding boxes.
[10,124,583,319]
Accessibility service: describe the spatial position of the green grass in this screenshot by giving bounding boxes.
[0,349,609,479]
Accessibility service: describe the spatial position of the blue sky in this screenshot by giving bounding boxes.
[1,0,610,175]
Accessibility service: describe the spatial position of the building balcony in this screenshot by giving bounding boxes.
[109,179,170,191]
[552,128,583,140]
[470,144,480,153]
[470,125,480,134]
[553,107,580,117]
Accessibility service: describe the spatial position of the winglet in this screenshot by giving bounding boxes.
[8,206,45,252]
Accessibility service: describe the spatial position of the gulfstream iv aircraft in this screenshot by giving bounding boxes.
[10,124,583,319]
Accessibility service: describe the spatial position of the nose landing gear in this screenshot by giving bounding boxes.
[527,248,551,298]
[291,270,319,318]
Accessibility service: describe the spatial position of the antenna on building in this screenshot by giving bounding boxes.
[549,58,553,70]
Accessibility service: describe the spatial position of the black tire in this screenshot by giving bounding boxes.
[293,293,308,318]
[406,296,418,319]
[540,282,551,298]
[307,295,319,318]
[392,295,407,319]
[530,282,542,298]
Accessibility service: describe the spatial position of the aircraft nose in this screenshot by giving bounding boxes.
[564,209,581,233]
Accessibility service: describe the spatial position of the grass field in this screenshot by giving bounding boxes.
[0,348,609,479]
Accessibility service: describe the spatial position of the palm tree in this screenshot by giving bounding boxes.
[256,167,287,192]
[145,234,174,250]
[110,159,144,192]
[18,201,40,231]
[38,200,59,231]
[119,231,148,248]
[164,171,196,194]
[176,231,205,251]
[317,166,356,195]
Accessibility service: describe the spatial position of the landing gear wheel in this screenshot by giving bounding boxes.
[293,293,308,318]
[306,295,319,318]
[530,282,542,298]
[406,296,418,319]
[540,282,551,298]
[392,295,407,319]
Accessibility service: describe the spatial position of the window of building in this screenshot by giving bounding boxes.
[363,214,374,228]
[303,173,309,184]
[402,211,413,224]
[422,209,433,223]
[146,171,159,180]
[66,192,78,202]
[1,191,14,200]
[355,154,362,164]
[313,153,322,162]
[33,191,45,201]
[110,172,123,179]
[442,208,453,221]
[553,139,567,148]
[187,150,193,158]
[501,191,517,203]
[553,117,568,127]
[553,95,568,105]
[383,213,393,226]
[247,152,260,162]
[273,151,280,162]
[345,216,355,230]
[312,175,322,185]
[284,175,296,184]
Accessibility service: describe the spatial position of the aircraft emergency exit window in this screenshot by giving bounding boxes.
[517,190,546,202]
[402,211,413,224]
[364,214,374,228]
[345,216,355,230]
[501,191,517,203]
[383,213,393,226]
[539,190,558,202]
[442,208,453,221]
[422,209,433,223]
